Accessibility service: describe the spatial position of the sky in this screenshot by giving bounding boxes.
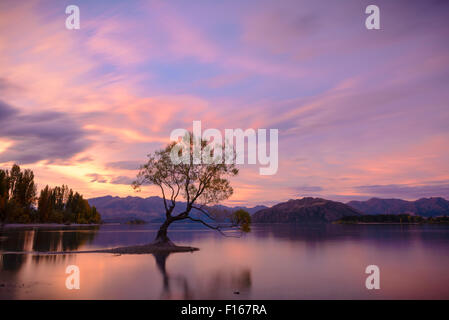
[0,0,448,206]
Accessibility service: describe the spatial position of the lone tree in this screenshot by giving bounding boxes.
[133,135,251,246]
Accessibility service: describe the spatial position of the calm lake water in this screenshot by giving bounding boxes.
[1,223,449,299]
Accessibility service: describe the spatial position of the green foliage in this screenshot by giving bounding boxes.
[336,214,438,224]
[134,135,250,239]
[0,164,37,223]
[38,185,101,224]
[0,164,100,224]
[0,169,9,222]
[231,209,251,233]
[426,216,449,224]
[126,218,147,225]
[134,136,239,207]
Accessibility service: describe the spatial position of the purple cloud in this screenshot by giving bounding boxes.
[0,100,90,164]
[354,182,449,199]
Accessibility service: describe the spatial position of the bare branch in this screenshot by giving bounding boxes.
[186,216,243,238]
[191,205,216,221]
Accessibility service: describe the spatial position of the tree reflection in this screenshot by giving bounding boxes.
[153,252,193,299]
[152,252,252,299]
[0,226,99,272]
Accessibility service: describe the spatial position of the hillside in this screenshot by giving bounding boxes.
[88,195,449,223]
[252,197,362,223]
[88,195,267,223]
[347,197,449,217]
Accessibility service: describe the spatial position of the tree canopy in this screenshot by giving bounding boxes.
[0,164,36,223]
[0,164,100,224]
[133,136,251,244]
[37,184,101,224]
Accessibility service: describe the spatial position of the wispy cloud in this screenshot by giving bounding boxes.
[86,173,134,185]
[0,0,448,204]
[0,100,90,164]
[354,181,449,200]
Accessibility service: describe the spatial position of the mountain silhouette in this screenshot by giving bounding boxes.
[88,195,267,223]
[252,197,362,223]
[347,197,449,217]
[89,195,449,223]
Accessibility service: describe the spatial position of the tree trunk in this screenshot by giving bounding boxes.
[154,218,175,246]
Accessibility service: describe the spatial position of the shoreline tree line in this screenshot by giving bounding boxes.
[0,164,101,224]
[336,214,449,224]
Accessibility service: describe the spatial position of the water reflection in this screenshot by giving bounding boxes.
[153,252,251,299]
[154,252,192,299]
[1,224,449,299]
[0,226,99,272]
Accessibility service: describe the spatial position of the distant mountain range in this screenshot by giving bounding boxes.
[88,195,449,223]
[88,195,267,223]
[252,197,362,223]
[347,197,449,217]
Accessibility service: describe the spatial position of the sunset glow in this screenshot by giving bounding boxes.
[1,0,448,205]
